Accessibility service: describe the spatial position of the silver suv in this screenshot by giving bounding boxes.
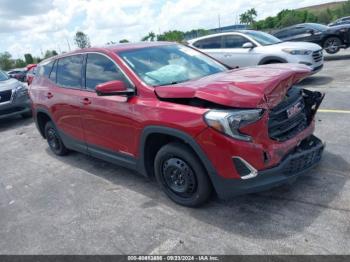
[188,30,324,74]
[0,70,32,120]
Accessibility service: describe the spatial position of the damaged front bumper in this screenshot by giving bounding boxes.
[213,135,324,199]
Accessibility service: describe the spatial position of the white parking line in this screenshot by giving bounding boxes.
[318,109,350,114]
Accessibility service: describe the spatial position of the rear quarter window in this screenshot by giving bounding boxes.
[38,61,54,78]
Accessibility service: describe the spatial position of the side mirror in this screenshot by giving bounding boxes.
[95,80,134,96]
[242,42,254,49]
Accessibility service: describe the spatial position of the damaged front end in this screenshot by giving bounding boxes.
[268,86,324,142]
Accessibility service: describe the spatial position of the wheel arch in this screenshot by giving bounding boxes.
[35,108,52,138]
[258,56,287,65]
[138,126,219,190]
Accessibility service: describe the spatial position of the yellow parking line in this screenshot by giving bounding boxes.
[318,109,350,114]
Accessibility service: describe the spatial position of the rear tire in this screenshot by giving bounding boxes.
[44,121,68,156]
[154,142,212,207]
[324,37,341,54]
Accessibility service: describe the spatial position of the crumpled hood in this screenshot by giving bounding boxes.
[0,78,21,92]
[154,63,311,109]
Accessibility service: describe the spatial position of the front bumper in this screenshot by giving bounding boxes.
[209,135,324,199]
[0,92,31,120]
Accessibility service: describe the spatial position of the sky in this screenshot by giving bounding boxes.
[0,0,345,58]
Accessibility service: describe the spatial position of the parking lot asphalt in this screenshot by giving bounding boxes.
[1,50,350,255]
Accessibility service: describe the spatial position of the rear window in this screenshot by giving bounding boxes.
[56,55,83,89]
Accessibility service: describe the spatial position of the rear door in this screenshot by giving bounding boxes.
[193,36,224,62]
[49,55,87,152]
[79,53,137,157]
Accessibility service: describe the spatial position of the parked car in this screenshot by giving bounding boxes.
[0,70,32,119]
[26,65,37,85]
[187,30,323,73]
[273,23,350,54]
[328,16,350,27]
[7,68,27,82]
[29,43,324,206]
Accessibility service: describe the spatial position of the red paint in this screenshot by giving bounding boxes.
[30,43,318,179]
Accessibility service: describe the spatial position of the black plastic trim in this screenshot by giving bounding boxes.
[258,56,288,65]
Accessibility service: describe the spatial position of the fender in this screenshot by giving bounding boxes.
[258,56,287,65]
[138,126,222,192]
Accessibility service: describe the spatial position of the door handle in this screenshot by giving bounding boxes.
[47,92,53,99]
[81,98,91,105]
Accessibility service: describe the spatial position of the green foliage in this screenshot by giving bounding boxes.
[119,39,129,43]
[74,31,91,48]
[24,53,34,64]
[240,8,257,25]
[157,30,184,42]
[255,0,350,30]
[141,32,156,41]
[44,50,58,59]
[14,59,26,68]
[0,52,13,70]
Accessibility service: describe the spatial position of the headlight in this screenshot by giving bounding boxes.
[340,28,349,33]
[204,109,264,142]
[15,84,28,96]
[282,49,313,55]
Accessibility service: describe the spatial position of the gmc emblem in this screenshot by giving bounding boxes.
[287,102,302,118]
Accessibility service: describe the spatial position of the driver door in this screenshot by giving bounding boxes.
[79,53,137,157]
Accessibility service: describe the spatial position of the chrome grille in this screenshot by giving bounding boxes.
[268,87,308,142]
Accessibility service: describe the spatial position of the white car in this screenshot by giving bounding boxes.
[188,30,324,73]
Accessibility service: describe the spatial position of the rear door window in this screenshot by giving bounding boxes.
[56,55,83,89]
[193,36,222,49]
[85,53,131,91]
[38,61,54,78]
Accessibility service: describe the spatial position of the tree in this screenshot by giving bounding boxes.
[0,52,13,70]
[14,59,26,68]
[24,53,34,64]
[141,32,156,41]
[44,50,58,59]
[106,41,116,45]
[119,39,129,43]
[318,10,332,24]
[157,30,184,42]
[74,31,91,49]
[240,8,257,25]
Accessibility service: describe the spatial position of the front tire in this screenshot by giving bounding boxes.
[324,37,341,54]
[44,121,68,156]
[154,143,212,207]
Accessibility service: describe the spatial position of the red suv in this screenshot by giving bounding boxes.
[29,42,324,206]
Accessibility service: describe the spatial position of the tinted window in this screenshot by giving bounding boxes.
[38,61,54,78]
[222,35,249,48]
[49,60,57,82]
[274,29,287,39]
[56,55,83,89]
[194,36,222,49]
[85,54,130,90]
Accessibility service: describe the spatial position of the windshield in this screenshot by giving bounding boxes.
[307,23,329,32]
[0,71,9,81]
[244,31,282,46]
[118,44,227,86]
